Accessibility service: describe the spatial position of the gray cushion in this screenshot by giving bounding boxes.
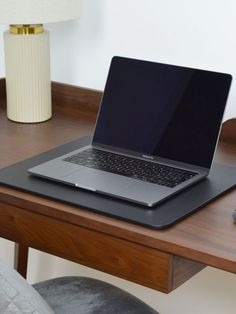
[0,260,54,314]
[33,276,159,314]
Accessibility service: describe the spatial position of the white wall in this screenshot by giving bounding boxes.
[1,0,235,117]
[1,1,236,313]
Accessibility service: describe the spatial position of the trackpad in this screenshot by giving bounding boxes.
[62,168,132,193]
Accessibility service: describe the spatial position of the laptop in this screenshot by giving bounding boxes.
[28,56,232,207]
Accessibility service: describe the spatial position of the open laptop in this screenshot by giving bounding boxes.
[28,56,232,207]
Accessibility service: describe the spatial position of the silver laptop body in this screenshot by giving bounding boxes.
[28,57,232,207]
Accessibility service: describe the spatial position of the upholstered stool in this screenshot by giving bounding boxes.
[0,260,159,314]
[33,276,159,314]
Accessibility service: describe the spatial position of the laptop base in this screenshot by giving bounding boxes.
[0,137,235,229]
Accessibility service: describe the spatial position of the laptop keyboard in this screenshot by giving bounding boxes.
[63,148,197,188]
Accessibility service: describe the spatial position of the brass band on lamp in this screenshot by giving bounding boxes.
[10,24,44,35]
[4,24,51,123]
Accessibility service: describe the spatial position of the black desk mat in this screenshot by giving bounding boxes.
[0,137,235,229]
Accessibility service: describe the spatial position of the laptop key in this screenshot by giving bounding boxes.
[63,148,197,188]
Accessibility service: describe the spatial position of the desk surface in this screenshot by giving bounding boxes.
[0,79,236,293]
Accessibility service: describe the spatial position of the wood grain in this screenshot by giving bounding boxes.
[52,81,102,114]
[0,200,209,293]
[0,202,172,292]
[0,78,236,292]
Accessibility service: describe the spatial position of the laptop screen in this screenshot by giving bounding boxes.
[93,57,232,169]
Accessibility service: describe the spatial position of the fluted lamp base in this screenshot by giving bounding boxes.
[4,24,52,123]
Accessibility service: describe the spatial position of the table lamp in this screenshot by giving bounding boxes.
[0,0,83,123]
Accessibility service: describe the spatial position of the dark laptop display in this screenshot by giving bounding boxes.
[94,57,231,168]
[28,56,232,207]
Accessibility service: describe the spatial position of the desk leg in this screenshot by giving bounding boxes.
[14,243,29,279]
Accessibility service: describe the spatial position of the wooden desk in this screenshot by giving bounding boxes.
[0,79,236,294]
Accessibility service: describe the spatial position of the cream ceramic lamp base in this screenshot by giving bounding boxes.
[4,25,51,123]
